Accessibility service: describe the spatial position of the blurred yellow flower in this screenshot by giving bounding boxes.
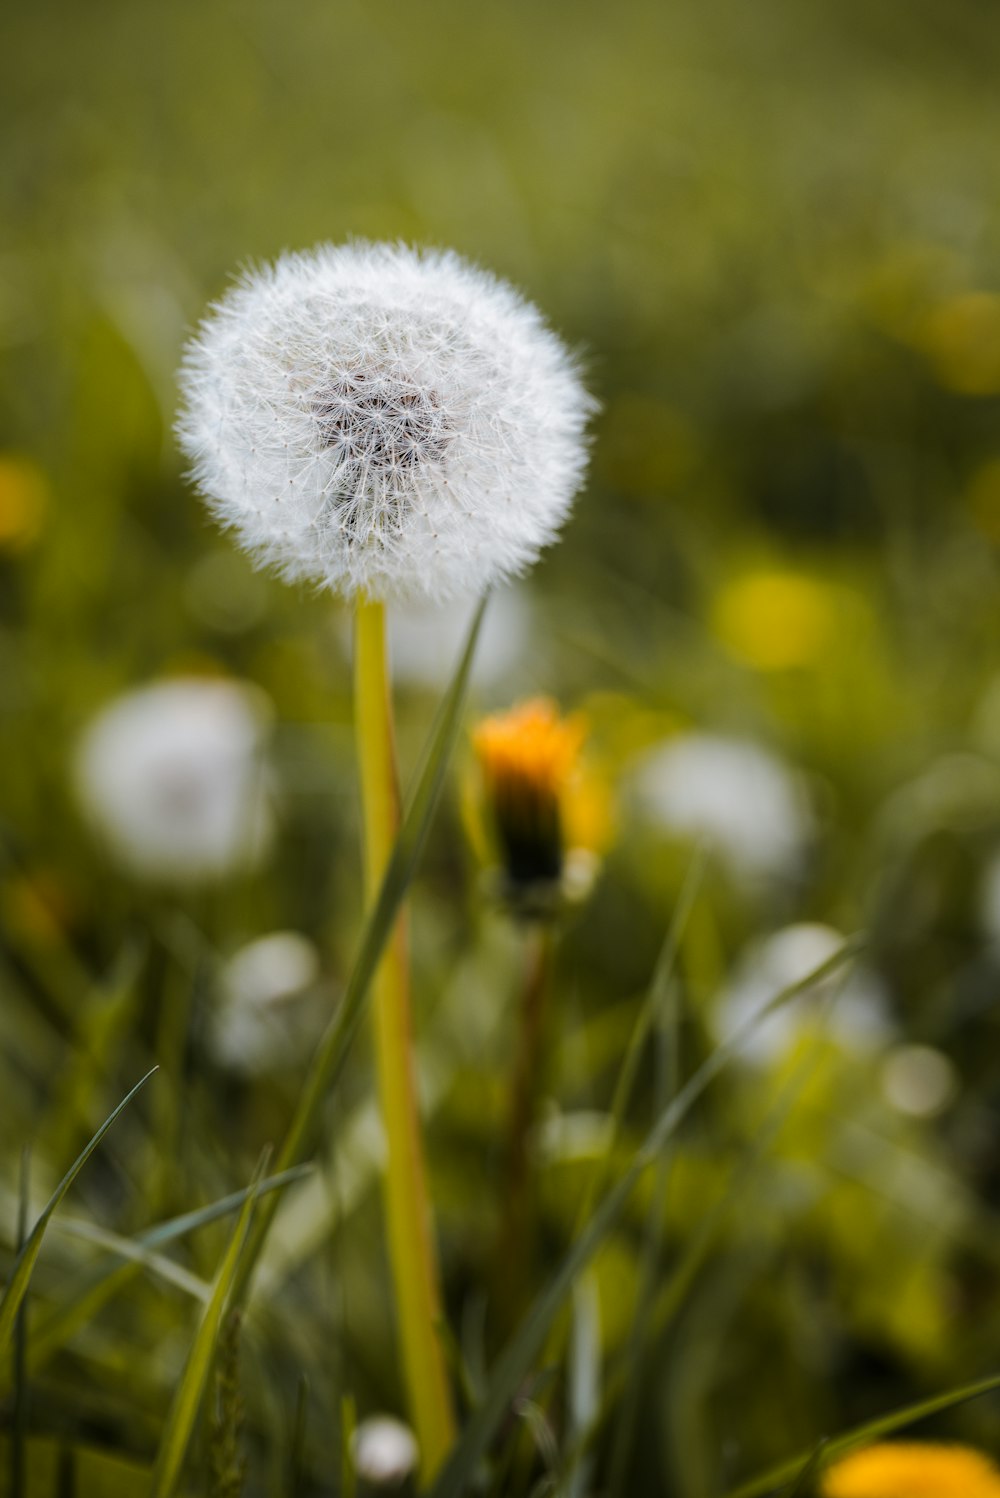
[1,873,73,945]
[712,569,836,671]
[967,458,1000,542]
[920,292,1000,395]
[472,698,611,914]
[822,1441,1000,1498]
[0,454,48,550]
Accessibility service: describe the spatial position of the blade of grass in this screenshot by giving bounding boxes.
[289,1373,310,1498]
[43,940,146,1167]
[11,1149,29,1498]
[607,972,679,1498]
[55,1445,76,1498]
[22,1166,311,1387]
[339,1392,357,1498]
[429,934,863,1498]
[54,1218,210,1302]
[573,844,708,1238]
[787,1440,828,1497]
[724,1372,1000,1498]
[229,597,487,1308]
[566,1275,600,1498]
[149,1158,266,1498]
[0,1067,157,1354]
[558,975,852,1489]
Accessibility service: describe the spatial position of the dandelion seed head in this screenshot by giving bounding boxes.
[177,242,594,602]
[209,930,322,1074]
[74,677,274,883]
[350,1417,419,1487]
[716,923,890,1066]
[634,732,813,884]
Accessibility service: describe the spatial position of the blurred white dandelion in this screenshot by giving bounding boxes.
[207,930,321,1074]
[177,241,594,603]
[387,585,534,690]
[715,922,891,1066]
[350,1416,419,1487]
[634,732,814,883]
[980,847,1000,947]
[74,677,274,883]
[880,1044,957,1118]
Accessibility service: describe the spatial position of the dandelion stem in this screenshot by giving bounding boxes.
[353,596,455,1483]
[493,922,556,1336]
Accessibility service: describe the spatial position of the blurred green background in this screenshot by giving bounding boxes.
[6,0,1000,1493]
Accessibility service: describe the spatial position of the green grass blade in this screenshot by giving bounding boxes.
[290,1373,310,1497]
[11,1149,29,1498]
[573,844,707,1237]
[0,1067,157,1354]
[787,1440,828,1497]
[429,935,863,1498]
[230,597,487,1306]
[607,969,679,1497]
[149,1160,265,1498]
[54,1218,211,1301]
[23,1165,311,1386]
[556,1034,832,1492]
[724,1373,1000,1498]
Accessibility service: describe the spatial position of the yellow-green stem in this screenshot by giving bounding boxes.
[353,597,455,1483]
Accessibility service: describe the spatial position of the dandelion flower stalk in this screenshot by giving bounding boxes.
[493,920,556,1333]
[354,596,454,1479]
[471,699,610,1330]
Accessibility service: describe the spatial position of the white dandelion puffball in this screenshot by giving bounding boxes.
[208,931,321,1074]
[177,242,594,603]
[74,677,274,883]
[387,586,533,689]
[350,1416,419,1487]
[716,923,891,1066]
[634,732,813,883]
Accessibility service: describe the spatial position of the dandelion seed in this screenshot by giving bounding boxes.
[177,242,594,602]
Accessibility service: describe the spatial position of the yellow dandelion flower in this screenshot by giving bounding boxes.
[0,454,48,551]
[712,568,837,671]
[472,698,611,915]
[967,458,1000,543]
[822,1441,1000,1498]
[919,292,1000,396]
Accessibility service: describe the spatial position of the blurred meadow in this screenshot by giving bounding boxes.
[6,0,1000,1493]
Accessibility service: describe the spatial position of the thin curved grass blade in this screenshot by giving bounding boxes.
[149,1159,265,1498]
[429,935,864,1498]
[0,1067,157,1354]
[22,1164,311,1388]
[230,596,487,1306]
[723,1371,1000,1498]
[555,1035,832,1495]
[11,1149,29,1498]
[787,1440,828,1496]
[573,843,707,1238]
[607,965,680,1498]
[54,1218,210,1302]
